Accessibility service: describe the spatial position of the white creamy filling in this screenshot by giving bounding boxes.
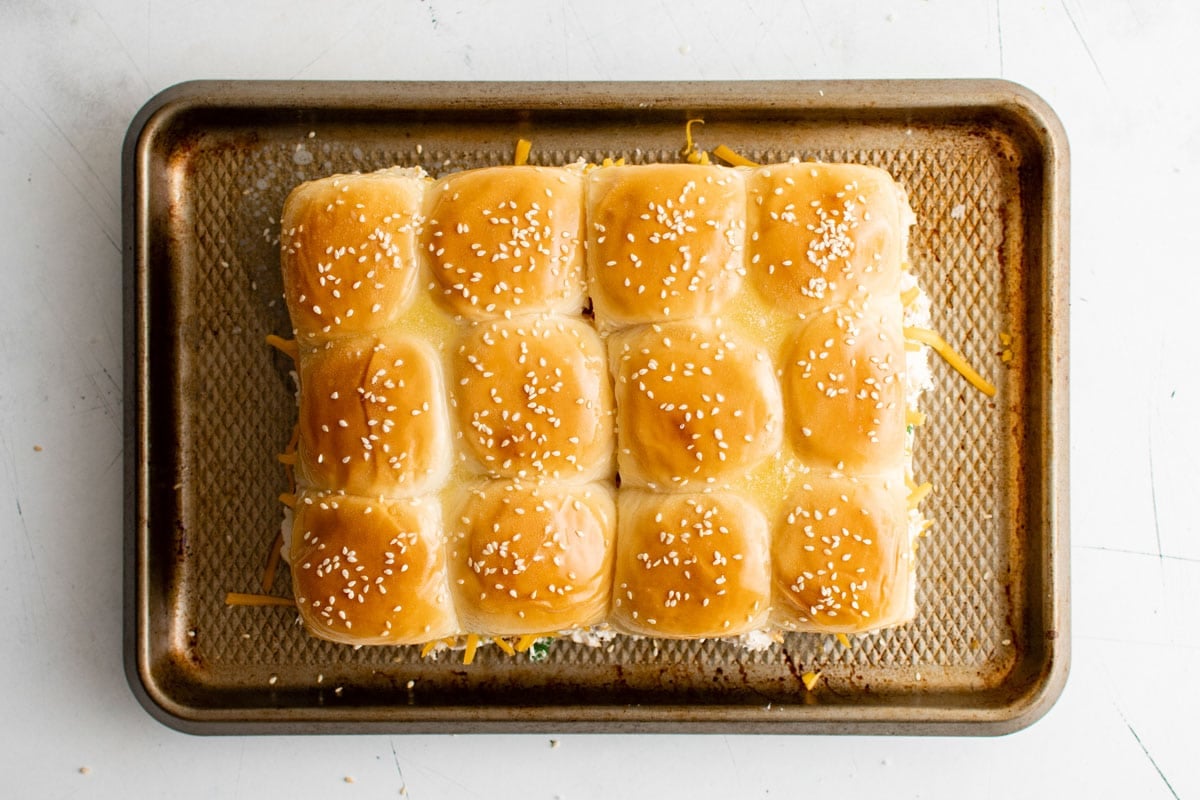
[562,624,619,648]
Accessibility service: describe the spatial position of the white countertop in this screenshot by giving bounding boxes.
[1,1,1196,797]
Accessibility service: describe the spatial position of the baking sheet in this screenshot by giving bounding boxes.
[123,80,1069,734]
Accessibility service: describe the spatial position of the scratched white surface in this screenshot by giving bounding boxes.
[0,0,1197,797]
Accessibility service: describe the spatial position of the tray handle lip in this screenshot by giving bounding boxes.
[120,77,1075,122]
[120,77,1071,736]
[122,79,223,735]
[109,694,1075,737]
[990,77,1072,739]
[119,80,166,734]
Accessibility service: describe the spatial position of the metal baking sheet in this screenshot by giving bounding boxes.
[123,80,1069,735]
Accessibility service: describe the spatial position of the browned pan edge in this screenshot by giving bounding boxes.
[122,80,1069,735]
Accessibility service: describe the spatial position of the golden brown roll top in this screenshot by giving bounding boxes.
[451,316,614,482]
[290,493,459,645]
[747,162,905,315]
[586,164,747,327]
[296,331,452,498]
[281,168,426,343]
[448,480,616,635]
[610,491,770,638]
[423,165,586,320]
[782,301,907,473]
[770,472,912,633]
[610,319,783,491]
[278,158,922,645]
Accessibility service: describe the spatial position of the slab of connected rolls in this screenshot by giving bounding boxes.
[277,155,922,650]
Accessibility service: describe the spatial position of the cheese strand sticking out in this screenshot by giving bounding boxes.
[225,592,295,607]
[904,327,997,398]
[265,334,298,361]
[514,138,532,166]
[712,144,759,167]
[463,634,481,665]
[261,532,284,591]
[682,118,711,164]
[908,481,933,508]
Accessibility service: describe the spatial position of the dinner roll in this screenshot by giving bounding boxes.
[423,165,586,319]
[747,161,907,314]
[452,316,614,481]
[770,472,913,633]
[611,320,783,490]
[281,167,426,342]
[449,481,616,635]
[297,332,451,497]
[586,164,746,327]
[782,303,906,472]
[610,491,771,638]
[290,493,458,645]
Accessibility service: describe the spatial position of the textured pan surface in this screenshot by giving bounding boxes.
[123,80,1069,734]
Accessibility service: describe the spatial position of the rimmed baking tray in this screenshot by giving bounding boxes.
[123,80,1069,735]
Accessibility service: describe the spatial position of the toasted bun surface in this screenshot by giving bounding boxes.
[449,481,616,635]
[610,491,771,638]
[770,472,912,633]
[424,166,586,319]
[278,157,922,646]
[297,332,451,497]
[452,316,614,481]
[586,164,746,327]
[782,304,906,472]
[281,168,426,342]
[290,493,458,645]
[747,162,903,314]
[611,320,783,490]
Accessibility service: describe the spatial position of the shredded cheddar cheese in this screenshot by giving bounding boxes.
[463,633,481,665]
[281,423,300,494]
[904,326,997,398]
[493,636,515,656]
[420,640,440,658]
[682,118,705,161]
[906,408,926,426]
[711,144,759,167]
[225,592,294,607]
[836,633,852,649]
[261,532,284,591]
[801,671,821,691]
[900,286,921,307]
[513,633,557,653]
[908,481,933,508]
[514,138,532,166]
[265,334,298,361]
[278,492,297,508]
